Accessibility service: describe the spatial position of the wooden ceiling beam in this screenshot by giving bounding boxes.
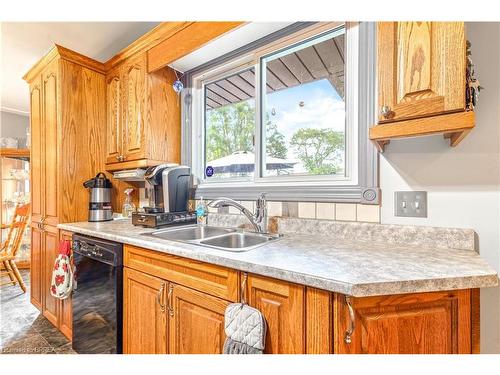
[147,22,245,73]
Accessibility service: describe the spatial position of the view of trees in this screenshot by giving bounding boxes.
[205,101,255,161]
[205,100,344,175]
[290,128,344,175]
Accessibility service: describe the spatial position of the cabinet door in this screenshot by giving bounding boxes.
[42,225,59,327]
[122,54,146,162]
[123,267,167,354]
[168,284,228,354]
[247,274,305,354]
[30,79,43,223]
[42,60,59,227]
[106,68,122,164]
[58,230,73,340]
[30,223,43,310]
[378,22,465,123]
[334,290,472,354]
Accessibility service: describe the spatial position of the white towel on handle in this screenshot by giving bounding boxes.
[223,303,267,354]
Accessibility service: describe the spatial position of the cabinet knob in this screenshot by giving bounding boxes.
[380,105,392,119]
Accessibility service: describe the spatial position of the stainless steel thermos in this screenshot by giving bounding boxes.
[83,172,113,222]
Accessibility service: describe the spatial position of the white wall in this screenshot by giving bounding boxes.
[0,110,30,147]
[379,22,500,353]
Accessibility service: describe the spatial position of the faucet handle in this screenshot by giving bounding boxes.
[256,193,266,208]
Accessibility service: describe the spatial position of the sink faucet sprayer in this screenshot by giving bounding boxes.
[208,193,268,233]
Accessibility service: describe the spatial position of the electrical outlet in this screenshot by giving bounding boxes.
[395,191,427,218]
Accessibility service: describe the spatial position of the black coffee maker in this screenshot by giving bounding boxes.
[132,164,195,228]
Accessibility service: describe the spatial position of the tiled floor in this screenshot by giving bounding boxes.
[0,269,75,354]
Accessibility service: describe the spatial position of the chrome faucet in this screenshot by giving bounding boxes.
[208,193,268,233]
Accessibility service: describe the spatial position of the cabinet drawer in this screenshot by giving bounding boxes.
[124,245,239,302]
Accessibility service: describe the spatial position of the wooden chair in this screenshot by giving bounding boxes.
[0,203,30,293]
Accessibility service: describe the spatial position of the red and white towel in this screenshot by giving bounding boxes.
[50,240,74,299]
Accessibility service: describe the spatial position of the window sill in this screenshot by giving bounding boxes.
[194,182,380,204]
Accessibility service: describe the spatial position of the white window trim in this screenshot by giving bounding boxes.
[183,22,379,204]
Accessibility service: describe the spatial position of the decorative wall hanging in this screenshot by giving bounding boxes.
[466,40,483,110]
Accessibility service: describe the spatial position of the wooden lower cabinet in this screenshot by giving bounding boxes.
[122,247,479,354]
[123,267,167,354]
[123,267,229,354]
[306,288,333,354]
[30,223,43,310]
[246,274,305,354]
[58,230,73,340]
[334,289,474,354]
[41,224,59,326]
[30,225,73,339]
[168,284,228,354]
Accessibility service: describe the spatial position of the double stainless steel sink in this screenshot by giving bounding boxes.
[143,224,282,252]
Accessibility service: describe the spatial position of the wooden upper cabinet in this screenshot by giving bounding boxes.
[378,22,466,123]
[246,274,305,354]
[41,60,59,227]
[168,284,228,354]
[30,78,43,222]
[122,54,147,162]
[123,267,167,354]
[105,52,181,171]
[334,290,472,354]
[105,67,122,164]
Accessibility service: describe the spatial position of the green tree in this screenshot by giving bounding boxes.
[205,101,255,162]
[205,102,287,161]
[290,128,344,175]
[265,113,287,159]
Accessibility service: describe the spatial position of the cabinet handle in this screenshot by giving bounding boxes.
[167,284,174,317]
[344,296,355,344]
[157,282,166,312]
[39,217,46,231]
[115,155,121,161]
[240,272,248,304]
[380,105,392,119]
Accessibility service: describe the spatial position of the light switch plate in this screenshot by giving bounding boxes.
[395,191,427,218]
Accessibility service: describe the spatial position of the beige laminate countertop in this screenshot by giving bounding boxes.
[58,219,498,297]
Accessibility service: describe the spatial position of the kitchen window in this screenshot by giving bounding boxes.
[185,22,378,203]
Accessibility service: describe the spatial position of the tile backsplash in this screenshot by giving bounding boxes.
[197,199,381,223]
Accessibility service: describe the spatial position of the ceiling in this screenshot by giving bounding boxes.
[1,22,159,115]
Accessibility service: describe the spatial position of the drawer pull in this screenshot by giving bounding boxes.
[157,282,166,312]
[240,272,248,304]
[167,284,174,317]
[344,296,355,344]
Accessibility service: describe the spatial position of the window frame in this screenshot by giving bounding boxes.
[182,22,379,204]
[257,25,354,184]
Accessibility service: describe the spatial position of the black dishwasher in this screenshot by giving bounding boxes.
[72,234,123,354]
